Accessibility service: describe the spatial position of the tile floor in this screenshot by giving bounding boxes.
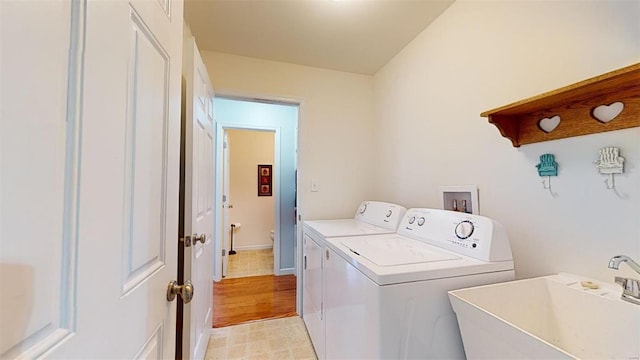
[205,316,317,360]
[226,249,274,279]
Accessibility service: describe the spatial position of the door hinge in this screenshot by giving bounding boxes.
[222,249,226,256]
[303,255,307,270]
[223,141,228,149]
[222,194,227,202]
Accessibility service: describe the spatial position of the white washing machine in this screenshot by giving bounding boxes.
[324,208,515,359]
[302,201,407,360]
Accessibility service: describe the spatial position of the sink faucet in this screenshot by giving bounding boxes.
[608,255,640,305]
[609,255,640,274]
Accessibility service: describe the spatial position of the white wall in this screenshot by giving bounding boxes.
[227,129,275,249]
[373,0,640,282]
[201,51,377,220]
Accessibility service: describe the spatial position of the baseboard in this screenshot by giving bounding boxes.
[234,244,273,251]
[276,267,295,276]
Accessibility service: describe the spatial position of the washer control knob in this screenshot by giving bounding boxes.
[455,220,474,239]
[358,203,367,214]
[386,210,392,218]
[417,217,426,226]
[408,216,416,224]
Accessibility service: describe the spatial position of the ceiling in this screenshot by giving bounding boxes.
[184,0,455,75]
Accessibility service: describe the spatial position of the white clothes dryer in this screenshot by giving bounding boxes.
[302,201,407,360]
[324,208,515,359]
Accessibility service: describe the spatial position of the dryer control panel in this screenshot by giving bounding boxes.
[354,201,407,231]
[397,208,513,262]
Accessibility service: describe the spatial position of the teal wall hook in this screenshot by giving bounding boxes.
[536,154,558,177]
[536,154,558,195]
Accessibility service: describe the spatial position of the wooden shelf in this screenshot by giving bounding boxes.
[481,63,640,147]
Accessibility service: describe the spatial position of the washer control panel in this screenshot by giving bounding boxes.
[397,208,512,262]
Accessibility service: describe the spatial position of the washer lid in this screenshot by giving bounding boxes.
[304,219,395,238]
[327,234,514,285]
[340,236,460,266]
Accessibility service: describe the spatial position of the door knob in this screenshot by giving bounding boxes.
[167,280,194,303]
[180,234,206,247]
[193,234,205,245]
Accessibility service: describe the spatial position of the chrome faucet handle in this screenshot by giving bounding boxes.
[614,276,640,305]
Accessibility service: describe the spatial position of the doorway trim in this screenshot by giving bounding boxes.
[213,90,304,314]
[213,92,302,283]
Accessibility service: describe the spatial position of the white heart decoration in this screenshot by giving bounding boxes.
[592,102,624,123]
[538,115,561,133]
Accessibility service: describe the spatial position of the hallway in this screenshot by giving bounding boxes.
[213,274,297,328]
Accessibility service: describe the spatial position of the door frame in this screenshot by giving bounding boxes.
[215,124,280,279]
[178,36,215,360]
[212,91,303,313]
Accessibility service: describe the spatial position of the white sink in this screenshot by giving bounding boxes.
[448,273,640,359]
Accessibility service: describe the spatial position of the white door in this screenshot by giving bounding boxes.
[222,131,231,277]
[181,37,215,360]
[0,0,183,358]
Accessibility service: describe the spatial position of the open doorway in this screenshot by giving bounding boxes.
[224,128,276,278]
[212,97,299,328]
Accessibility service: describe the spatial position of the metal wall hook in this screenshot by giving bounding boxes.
[604,174,615,190]
[541,176,557,197]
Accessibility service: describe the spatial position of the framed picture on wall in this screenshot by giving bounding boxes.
[258,164,272,196]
